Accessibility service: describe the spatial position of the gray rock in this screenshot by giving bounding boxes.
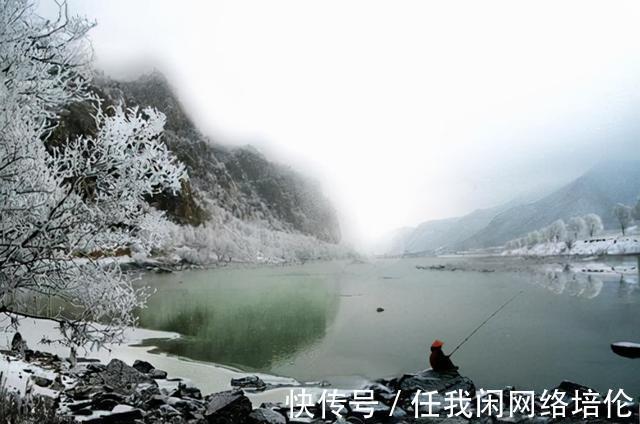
[85,406,144,423]
[248,407,287,424]
[149,368,168,379]
[205,389,252,423]
[132,359,155,374]
[159,403,181,416]
[101,359,155,394]
[396,369,475,396]
[67,400,93,412]
[10,332,27,355]
[71,408,93,416]
[231,375,267,391]
[363,382,396,402]
[348,399,390,418]
[32,375,53,387]
[91,392,126,411]
[174,381,203,400]
[166,396,189,408]
[144,393,167,409]
[131,382,162,406]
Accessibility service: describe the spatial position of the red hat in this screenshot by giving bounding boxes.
[431,339,444,348]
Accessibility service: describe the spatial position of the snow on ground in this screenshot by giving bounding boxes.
[503,234,640,258]
[0,353,60,397]
[0,316,303,405]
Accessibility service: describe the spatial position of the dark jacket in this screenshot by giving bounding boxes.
[429,348,458,372]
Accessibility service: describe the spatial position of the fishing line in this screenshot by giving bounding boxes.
[449,290,523,357]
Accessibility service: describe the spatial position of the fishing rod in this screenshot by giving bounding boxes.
[448,290,523,357]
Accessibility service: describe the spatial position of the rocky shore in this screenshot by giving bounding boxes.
[1,345,638,424]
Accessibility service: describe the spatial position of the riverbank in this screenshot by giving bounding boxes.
[416,255,639,283]
[2,344,638,423]
[0,316,300,402]
[4,257,639,422]
[501,234,640,257]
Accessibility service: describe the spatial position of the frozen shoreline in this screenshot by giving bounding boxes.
[0,316,303,406]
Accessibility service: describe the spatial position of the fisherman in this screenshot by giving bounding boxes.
[429,339,458,372]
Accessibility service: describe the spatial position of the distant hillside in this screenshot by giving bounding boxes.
[460,161,640,248]
[379,161,640,255]
[53,71,341,244]
[375,202,515,255]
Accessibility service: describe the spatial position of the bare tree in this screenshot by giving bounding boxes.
[583,213,603,237]
[613,204,633,236]
[633,197,640,222]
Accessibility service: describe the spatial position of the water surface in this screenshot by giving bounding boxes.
[137,257,640,395]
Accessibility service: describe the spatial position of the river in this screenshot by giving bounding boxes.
[132,256,640,397]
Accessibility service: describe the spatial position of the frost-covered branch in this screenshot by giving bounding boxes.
[0,0,186,351]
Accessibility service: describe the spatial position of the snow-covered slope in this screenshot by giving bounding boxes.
[50,72,346,263]
[462,161,640,248]
[380,161,640,256]
[93,72,341,244]
[374,201,518,255]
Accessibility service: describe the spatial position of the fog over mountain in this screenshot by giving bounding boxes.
[378,161,640,255]
[38,0,640,246]
[52,71,342,251]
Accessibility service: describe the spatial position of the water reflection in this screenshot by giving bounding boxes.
[523,262,637,299]
[137,274,338,371]
[134,259,640,395]
[531,269,603,299]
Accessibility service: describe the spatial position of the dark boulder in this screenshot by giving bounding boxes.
[10,332,27,354]
[205,389,253,424]
[130,382,162,407]
[144,394,167,409]
[91,392,126,411]
[101,359,155,394]
[248,407,287,424]
[362,382,396,403]
[132,359,155,374]
[68,400,93,412]
[149,368,168,379]
[172,381,203,400]
[85,407,144,423]
[386,369,475,396]
[376,368,475,413]
[32,375,53,387]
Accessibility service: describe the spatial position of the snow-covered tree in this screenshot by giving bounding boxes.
[504,239,519,250]
[583,213,603,237]
[565,216,586,248]
[0,0,186,351]
[632,197,640,221]
[526,230,541,247]
[567,216,586,240]
[545,219,567,243]
[613,204,633,236]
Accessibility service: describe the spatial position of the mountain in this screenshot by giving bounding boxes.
[375,202,515,255]
[379,160,639,255]
[460,161,640,248]
[51,71,341,244]
[404,205,509,254]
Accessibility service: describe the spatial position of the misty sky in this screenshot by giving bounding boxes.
[41,0,640,245]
